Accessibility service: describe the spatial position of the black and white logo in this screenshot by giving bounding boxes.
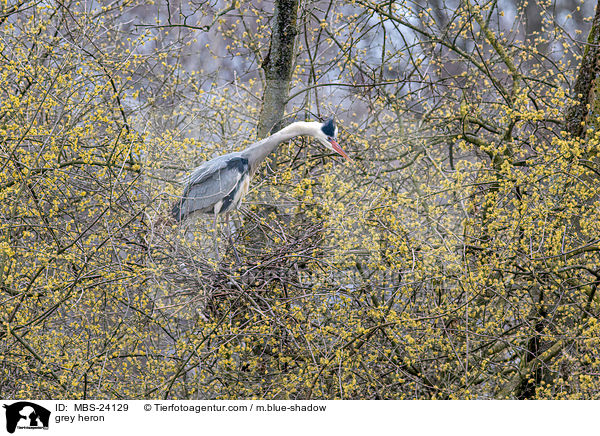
[3,402,50,434]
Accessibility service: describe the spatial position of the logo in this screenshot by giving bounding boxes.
[2,402,50,434]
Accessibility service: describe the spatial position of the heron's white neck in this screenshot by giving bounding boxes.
[275,121,321,141]
[242,121,322,175]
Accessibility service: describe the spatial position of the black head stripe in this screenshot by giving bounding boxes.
[321,118,336,137]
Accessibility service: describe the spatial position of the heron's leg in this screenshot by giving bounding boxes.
[226,213,241,263]
[213,211,219,260]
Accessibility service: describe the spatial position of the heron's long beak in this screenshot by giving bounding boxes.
[329,138,352,162]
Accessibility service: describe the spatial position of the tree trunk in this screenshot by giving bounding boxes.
[236,0,299,258]
[565,0,600,138]
[257,0,299,140]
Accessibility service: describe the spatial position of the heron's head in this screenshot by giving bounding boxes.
[315,118,351,162]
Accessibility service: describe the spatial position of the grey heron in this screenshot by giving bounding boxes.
[171,118,351,259]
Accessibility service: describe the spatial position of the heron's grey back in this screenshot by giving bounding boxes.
[172,153,248,221]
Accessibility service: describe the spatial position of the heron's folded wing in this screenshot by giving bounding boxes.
[182,153,237,194]
[174,155,248,219]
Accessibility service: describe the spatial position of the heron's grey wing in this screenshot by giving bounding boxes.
[182,153,238,193]
[172,154,248,221]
